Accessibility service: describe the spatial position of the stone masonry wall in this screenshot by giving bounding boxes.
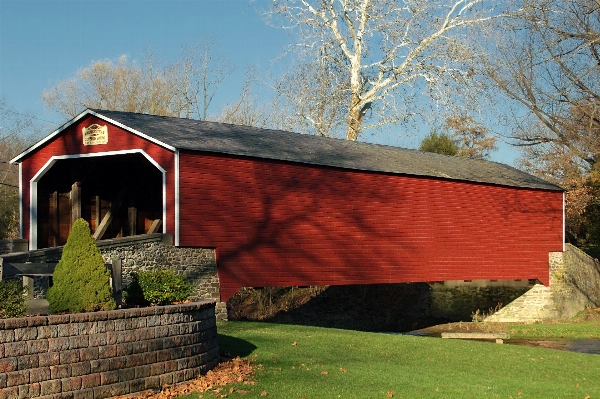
[98,236,226,319]
[549,244,600,317]
[0,301,219,399]
[488,245,600,322]
[485,284,560,322]
[0,235,227,320]
[428,282,531,321]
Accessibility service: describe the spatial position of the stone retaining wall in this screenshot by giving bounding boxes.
[0,235,227,320]
[428,282,531,320]
[485,284,559,323]
[0,301,219,399]
[549,244,600,317]
[487,245,600,322]
[98,236,226,319]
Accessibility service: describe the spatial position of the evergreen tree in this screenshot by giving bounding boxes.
[47,218,115,313]
[419,131,459,156]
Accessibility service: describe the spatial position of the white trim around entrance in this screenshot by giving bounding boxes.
[19,163,23,241]
[175,150,180,247]
[29,149,167,250]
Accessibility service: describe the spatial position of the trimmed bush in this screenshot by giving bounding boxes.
[128,269,193,306]
[0,280,28,318]
[47,218,115,313]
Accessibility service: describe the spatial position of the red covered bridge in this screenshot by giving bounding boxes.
[11,109,564,301]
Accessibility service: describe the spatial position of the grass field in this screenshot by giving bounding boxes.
[508,321,600,339]
[179,321,600,399]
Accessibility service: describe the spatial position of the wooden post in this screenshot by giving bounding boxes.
[128,207,137,237]
[127,193,137,237]
[93,189,126,240]
[70,182,81,224]
[95,195,101,231]
[111,258,122,306]
[22,276,34,298]
[93,196,123,240]
[51,191,59,247]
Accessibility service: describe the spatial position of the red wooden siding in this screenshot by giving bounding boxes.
[19,115,176,244]
[178,151,564,302]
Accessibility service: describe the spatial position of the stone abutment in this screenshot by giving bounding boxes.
[0,234,227,320]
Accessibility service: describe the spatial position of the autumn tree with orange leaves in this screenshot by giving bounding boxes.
[486,0,600,246]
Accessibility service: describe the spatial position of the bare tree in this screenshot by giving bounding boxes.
[217,71,272,128]
[445,115,497,159]
[271,55,348,138]
[485,0,600,244]
[267,0,501,141]
[43,43,235,120]
[43,55,178,118]
[487,0,599,170]
[0,99,40,239]
[180,40,236,120]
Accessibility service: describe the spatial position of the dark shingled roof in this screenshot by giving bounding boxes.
[89,109,561,190]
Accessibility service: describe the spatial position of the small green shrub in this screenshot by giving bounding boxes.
[128,269,193,306]
[0,280,28,318]
[123,274,147,306]
[47,218,115,313]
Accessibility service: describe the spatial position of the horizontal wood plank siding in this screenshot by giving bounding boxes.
[178,151,564,301]
[20,116,176,241]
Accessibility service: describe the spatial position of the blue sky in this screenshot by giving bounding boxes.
[0,0,521,165]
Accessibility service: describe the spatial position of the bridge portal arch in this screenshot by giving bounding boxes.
[30,150,165,249]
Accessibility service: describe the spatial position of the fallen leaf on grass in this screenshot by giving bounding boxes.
[339,368,347,373]
[261,390,268,396]
[386,391,394,397]
[292,341,297,346]
[321,371,329,375]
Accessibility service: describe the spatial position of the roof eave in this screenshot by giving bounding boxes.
[10,109,91,164]
[176,146,565,192]
[87,109,176,152]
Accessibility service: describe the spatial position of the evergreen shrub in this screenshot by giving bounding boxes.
[46,218,115,313]
[0,280,28,318]
[127,269,193,306]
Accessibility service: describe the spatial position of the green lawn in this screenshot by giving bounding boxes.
[508,321,600,339]
[181,321,600,399]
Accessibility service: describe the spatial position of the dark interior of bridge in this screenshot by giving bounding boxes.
[36,153,162,248]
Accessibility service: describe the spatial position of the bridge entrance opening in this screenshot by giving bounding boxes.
[35,153,163,248]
